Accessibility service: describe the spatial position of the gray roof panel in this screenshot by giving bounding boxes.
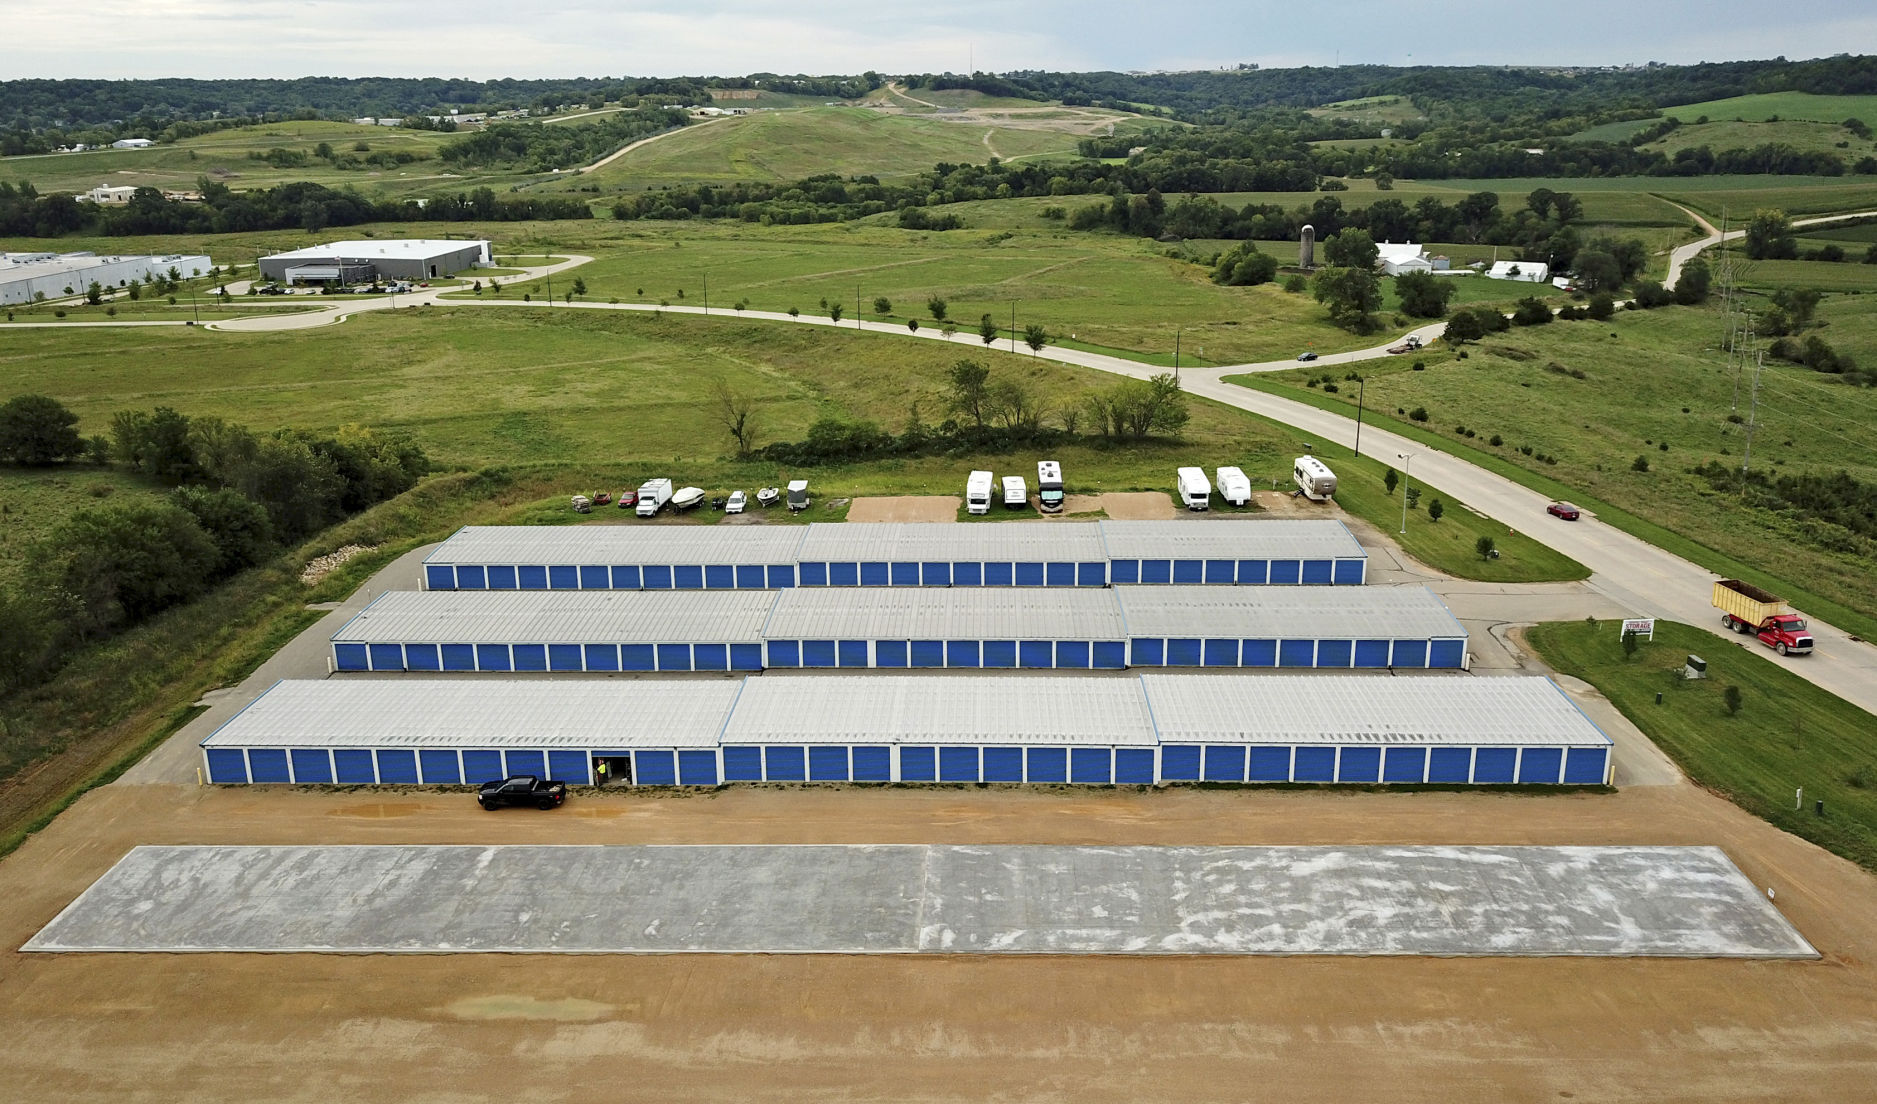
[765,587,1127,640]
[333,590,775,644]
[722,675,1157,745]
[1099,519,1365,561]
[794,521,1107,563]
[426,524,807,566]
[1116,585,1464,640]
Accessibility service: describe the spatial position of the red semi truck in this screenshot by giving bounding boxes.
[1712,580,1815,656]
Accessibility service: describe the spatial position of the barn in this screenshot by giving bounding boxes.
[421,525,807,591]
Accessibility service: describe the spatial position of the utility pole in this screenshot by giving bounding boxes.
[1174,329,1181,381]
[1741,351,1765,475]
[857,282,862,328]
[1398,452,1413,534]
[1731,314,1753,415]
[703,272,708,316]
[1353,376,1365,459]
[1010,301,1017,353]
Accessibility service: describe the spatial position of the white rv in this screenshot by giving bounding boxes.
[1176,466,1211,511]
[965,470,995,515]
[635,478,673,517]
[1036,460,1064,513]
[1215,466,1251,507]
[1293,455,1338,501]
[1002,475,1028,509]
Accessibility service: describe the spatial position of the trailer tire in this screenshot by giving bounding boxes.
[1720,614,1734,631]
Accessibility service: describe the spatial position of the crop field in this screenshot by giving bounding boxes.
[1736,256,1877,293]
[1641,118,1875,160]
[1661,92,1877,125]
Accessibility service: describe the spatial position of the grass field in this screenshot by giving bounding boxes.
[1662,92,1877,125]
[1527,620,1877,873]
[0,467,169,587]
[1642,118,1876,160]
[1307,96,1425,126]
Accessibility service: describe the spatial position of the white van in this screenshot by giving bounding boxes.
[1036,460,1064,513]
[1215,466,1251,507]
[635,478,673,517]
[965,470,994,515]
[1293,455,1338,501]
[1002,475,1027,509]
[1176,466,1211,511]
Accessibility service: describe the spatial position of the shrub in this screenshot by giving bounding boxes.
[1427,498,1444,522]
[1408,406,1429,422]
[1723,685,1743,715]
[1632,455,1651,472]
[1475,535,1496,560]
[1489,434,1503,446]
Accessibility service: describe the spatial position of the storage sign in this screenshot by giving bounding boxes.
[1620,618,1655,639]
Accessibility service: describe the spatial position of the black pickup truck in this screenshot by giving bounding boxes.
[476,776,568,810]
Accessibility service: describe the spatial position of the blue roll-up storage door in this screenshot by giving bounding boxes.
[548,751,590,784]
[677,751,718,786]
[921,562,950,586]
[1383,747,1427,783]
[1278,639,1316,667]
[1092,641,1127,669]
[1518,747,1563,784]
[206,748,249,783]
[765,641,800,668]
[1166,639,1202,666]
[1045,562,1073,587]
[838,640,869,667]
[1428,639,1466,668]
[1019,641,1053,668]
[734,565,764,589]
[1427,747,1472,783]
[939,747,979,782]
[1269,560,1300,585]
[953,562,982,586]
[1203,746,1245,782]
[768,565,796,589]
[475,645,511,672]
[860,562,889,586]
[1140,559,1171,584]
[1248,747,1291,782]
[1565,747,1609,785]
[876,641,907,667]
[947,641,980,668]
[635,750,677,785]
[334,643,369,671]
[1334,559,1365,585]
[333,749,376,784]
[548,565,579,589]
[404,644,440,671]
[1202,639,1237,667]
[1115,748,1155,784]
[579,565,609,589]
[487,565,517,589]
[673,565,703,590]
[461,750,504,784]
[1236,560,1268,584]
[1109,560,1140,584]
[900,747,936,782]
[1172,560,1203,584]
[801,641,837,667]
[1014,562,1045,587]
[376,749,419,784]
[517,565,548,590]
[808,747,849,782]
[1241,639,1278,667]
[890,562,918,586]
[367,643,404,671]
[436,644,474,671]
[584,644,619,671]
[1392,640,1429,668]
[799,562,829,587]
[1353,640,1391,668]
[621,644,656,671]
[1473,747,1517,783]
[548,644,583,671]
[1070,748,1111,784]
[609,565,640,590]
[693,644,728,671]
[290,749,332,784]
[1077,562,1105,586]
[656,644,692,671]
[1292,747,1336,782]
[705,565,734,589]
[852,747,892,781]
[829,563,859,587]
[1159,745,1201,781]
[765,746,806,781]
[420,750,462,784]
[1130,639,1165,666]
[505,750,546,779]
[1055,641,1090,668]
[1204,560,1235,584]
[455,566,487,589]
[1025,747,1067,783]
[512,644,547,672]
[909,641,945,668]
[247,748,290,782]
[730,644,763,671]
[642,565,672,590]
[723,747,762,781]
[984,562,1014,587]
[1301,560,1333,585]
[1316,640,1353,668]
[425,565,455,590]
[982,747,1023,782]
[982,640,1016,668]
[1337,747,1381,783]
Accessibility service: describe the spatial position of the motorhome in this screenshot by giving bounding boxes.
[965,470,995,515]
[1036,460,1064,513]
[635,478,673,517]
[1002,475,1028,510]
[1293,456,1338,501]
[1176,467,1211,511]
[1215,466,1251,507]
[787,480,810,512]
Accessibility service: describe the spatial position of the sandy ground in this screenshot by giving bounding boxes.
[846,496,961,522]
[3,781,1877,1102]
[1089,491,1176,520]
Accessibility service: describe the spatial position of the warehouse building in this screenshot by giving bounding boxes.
[258,239,491,285]
[0,251,214,305]
[331,585,1466,671]
[419,519,1368,591]
[199,674,1610,787]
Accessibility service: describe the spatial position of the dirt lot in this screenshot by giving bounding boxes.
[3,780,1876,1103]
[846,495,961,522]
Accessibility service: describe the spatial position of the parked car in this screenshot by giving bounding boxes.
[1547,501,1581,520]
[709,495,728,511]
[571,495,592,514]
[725,490,747,514]
[592,491,611,506]
[1296,351,1318,361]
[476,776,568,810]
[616,490,637,509]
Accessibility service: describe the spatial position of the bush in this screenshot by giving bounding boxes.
[1475,535,1496,560]
[1512,297,1554,326]
[1408,406,1429,422]
[1632,455,1651,472]
[1723,684,1743,715]
[1632,280,1673,309]
[1427,498,1444,522]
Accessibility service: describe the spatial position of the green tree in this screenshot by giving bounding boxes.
[85,281,103,305]
[1442,309,1485,345]
[1673,259,1712,304]
[1573,249,1623,293]
[1723,684,1743,715]
[873,296,892,315]
[828,302,844,322]
[1211,241,1278,286]
[1587,292,1616,320]
[1384,468,1399,496]
[927,296,948,322]
[1311,267,1383,332]
[1621,629,1639,659]
[1512,297,1554,326]
[0,394,85,466]
[314,141,334,159]
[711,380,762,457]
[1024,322,1049,353]
[978,313,999,346]
[1475,535,1496,560]
[32,500,219,631]
[171,486,277,577]
[1427,498,1444,522]
[1744,209,1797,260]
[1771,287,1823,331]
[570,277,587,297]
[1394,270,1455,318]
[947,359,992,427]
[1322,228,1379,270]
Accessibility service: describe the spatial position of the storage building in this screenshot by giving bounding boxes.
[1,251,214,305]
[421,525,806,591]
[1115,585,1466,668]
[258,239,491,284]
[792,521,1110,587]
[1100,519,1365,585]
[200,674,1609,787]
[759,586,1129,669]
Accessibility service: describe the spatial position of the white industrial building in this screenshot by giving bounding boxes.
[0,252,214,305]
[85,185,138,205]
[1489,260,1551,283]
[258,239,491,285]
[110,138,155,149]
[1377,242,1432,276]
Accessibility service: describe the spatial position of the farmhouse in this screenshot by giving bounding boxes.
[258,239,491,285]
[0,251,213,305]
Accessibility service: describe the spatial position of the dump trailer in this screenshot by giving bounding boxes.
[1712,580,1814,656]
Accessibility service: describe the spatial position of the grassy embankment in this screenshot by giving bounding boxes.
[1528,620,1877,874]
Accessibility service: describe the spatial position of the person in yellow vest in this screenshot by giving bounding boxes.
[594,758,608,787]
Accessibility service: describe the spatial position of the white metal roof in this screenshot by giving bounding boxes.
[333,590,775,644]
[1099,519,1364,561]
[1116,585,1464,639]
[722,676,1157,745]
[765,587,1126,640]
[794,521,1108,562]
[426,524,808,565]
[201,680,740,749]
[265,239,489,261]
[1141,674,1609,746]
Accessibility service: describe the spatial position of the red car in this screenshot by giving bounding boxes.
[1547,501,1581,520]
[616,490,638,509]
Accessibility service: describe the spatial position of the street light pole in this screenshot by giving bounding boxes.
[1010,301,1017,353]
[1398,451,1413,534]
[1174,329,1181,382]
[1353,376,1365,459]
[703,272,709,316]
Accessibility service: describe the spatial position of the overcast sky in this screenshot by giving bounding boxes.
[11,0,1875,80]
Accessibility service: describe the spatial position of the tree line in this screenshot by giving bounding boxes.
[438,107,689,171]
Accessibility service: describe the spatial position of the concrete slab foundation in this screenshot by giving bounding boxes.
[25,844,1815,958]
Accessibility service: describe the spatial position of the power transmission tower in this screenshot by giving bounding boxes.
[1729,313,1753,416]
[1741,351,1765,474]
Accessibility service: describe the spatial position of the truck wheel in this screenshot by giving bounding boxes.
[478,799,492,810]
[538,798,554,810]
[1720,614,1735,631]
[1776,643,1788,656]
